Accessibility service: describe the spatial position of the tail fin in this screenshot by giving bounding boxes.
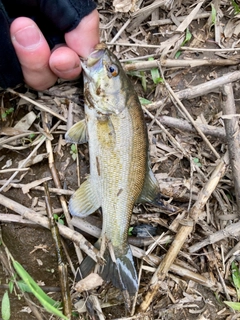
[80,242,138,295]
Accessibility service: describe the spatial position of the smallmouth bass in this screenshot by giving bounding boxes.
[66,43,162,295]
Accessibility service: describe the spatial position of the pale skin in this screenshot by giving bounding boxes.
[10,9,99,90]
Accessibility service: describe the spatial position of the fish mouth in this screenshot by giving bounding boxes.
[81,43,107,70]
[81,45,106,79]
[87,48,105,67]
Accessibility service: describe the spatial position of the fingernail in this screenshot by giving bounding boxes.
[13,25,41,49]
[54,63,80,73]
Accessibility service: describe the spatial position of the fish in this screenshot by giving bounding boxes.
[65,43,162,295]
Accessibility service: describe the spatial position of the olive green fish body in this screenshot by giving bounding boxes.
[65,44,160,294]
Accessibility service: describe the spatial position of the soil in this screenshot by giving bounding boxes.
[1,1,240,320]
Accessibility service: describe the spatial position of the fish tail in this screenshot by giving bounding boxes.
[101,244,138,295]
[80,242,138,295]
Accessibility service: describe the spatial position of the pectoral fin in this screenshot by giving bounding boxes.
[69,178,100,217]
[137,164,160,203]
[65,119,88,144]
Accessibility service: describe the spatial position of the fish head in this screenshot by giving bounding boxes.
[81,43,128,115]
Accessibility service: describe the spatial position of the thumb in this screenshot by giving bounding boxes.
[10,17,57,90]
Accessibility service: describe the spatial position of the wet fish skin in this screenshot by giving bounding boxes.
[65,43,160,294]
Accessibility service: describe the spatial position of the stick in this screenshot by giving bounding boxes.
[138,153,229,312]
[123,57,240,72]
[0,193,103,264]
[0,182,74,196]
[189,219,240,253]
[44,183,72,319]
[148,12,210,26]
[163,78,220,159]
[7,88,66,123]
[157,115,226,140]
[42,112,83,264]
[222,84,240,211]
[146,71,240,111]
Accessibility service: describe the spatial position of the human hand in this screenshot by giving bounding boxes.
[0,0,99,90]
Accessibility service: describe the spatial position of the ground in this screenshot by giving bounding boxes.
[1,1,240,319]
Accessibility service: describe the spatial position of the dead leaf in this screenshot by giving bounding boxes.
[75,273,103,293]
[113,0,137,12]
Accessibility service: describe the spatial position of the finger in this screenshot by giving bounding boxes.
[49,46,81,80]
[10,17,57,90]
[65,9,99,58]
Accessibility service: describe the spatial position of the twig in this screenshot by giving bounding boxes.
[0,182,74,195]
[127,0,165,32]
[7,88,66,122]
[0,193,103,264]
[222,83,240,212]
[189,219,240,253]
[44,183,72,319]
[42,111,83,264]
[163,77,220,159]
[110,19,131,44]
[123,57,240,72]
[181,46,240,52]
[106,42,162,48]
[146,71,240,111]
[0,120,61,192]
[148,12,210,26]
[176,1,204,33]
[156,115,226,140]
[138,152,229,312]
[0,134,46,192]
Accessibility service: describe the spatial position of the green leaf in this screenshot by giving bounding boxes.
[182,28,192,46]
[13,260,68,320]
[139,97,151,105]
[175,28,192,58]
[140,71,147,91]
[175,51,181,59]
[211,3,217,25]
[1,291,10,320]
[127,70,147,91]
[17,280,32,293]
[128,227,134,236]
[58,219,65,225]
[148,57,163,85]
[232,261,240,299]
[8,281,14,294]
[71,144,77,153]
[232,0,240,14]
[193,157,202,167]
[28,133,36,140]
[224,301,240,311]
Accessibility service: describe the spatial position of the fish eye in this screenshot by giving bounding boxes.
[107,64,118,77]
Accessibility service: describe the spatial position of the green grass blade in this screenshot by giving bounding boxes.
[139,97,152,105]
[13,260,68,320]
[231,261,240,299]
[148,57,163,84]
[1,291,10,320]
[211,3,217,25]
[224,301,240,311]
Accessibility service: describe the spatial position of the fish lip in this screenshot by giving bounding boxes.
[81,47,105,80]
